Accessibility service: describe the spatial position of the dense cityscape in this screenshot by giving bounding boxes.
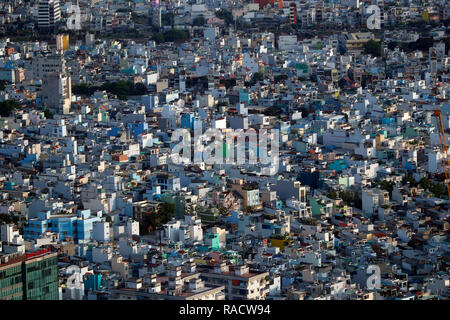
[0,0,449,302]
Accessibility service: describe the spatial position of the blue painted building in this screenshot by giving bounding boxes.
[181,113,203,131]
[239,89,250,104]
[128,122,148,139]
[107,127,121,137]
[181,113,194,130]
[24,209,101,243]
[329,159,348,172]
[83,273,102,293]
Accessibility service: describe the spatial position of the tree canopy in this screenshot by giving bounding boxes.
[72,81,147,100]
[151,29,189,43]
[364,40,381,57]
[0,100,21,117]
[215,9,233,25]
[0,214,13,224]
[193,15,206,26]
[141,202,175,234]
[251,72,264,84]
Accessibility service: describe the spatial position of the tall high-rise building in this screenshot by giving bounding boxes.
[0,254,23,300]
[289,3,297,25]
[23,251,59,300]
[152,6,162,29]
[38,0,61,32]
[42,72,72,114]
[33,54,72,114]
[32,53,66,80]
[0,250,59,300]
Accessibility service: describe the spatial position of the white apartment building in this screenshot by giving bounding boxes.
[0,224,24,244]
[93,221,111,242]
[38,0,61,31]
[162,215,203,243]
[362,189,389,215]
[201,263,269,300]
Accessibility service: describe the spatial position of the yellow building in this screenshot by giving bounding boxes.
[56,34,70,51]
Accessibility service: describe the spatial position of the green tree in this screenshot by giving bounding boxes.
[73,81,147,99]
[419,177,431,190]
[0,100,20,117]
[152,32,165,44]
[132,13,150,25]
[251,72,264,84]
[340,190,354,205]
[163,29,189,42]
[263,106,282,118]
[162,13,174,26]
[100,80,147,100]
[274,75,288,83]
[444,37,450,53]
[402,175,418,187]
[141,202,175,234]
[354,193,362,210]
[364,40,381,57]
[379,180,395,197]
[193,15,206,26]
[134,83,148,95]
[328,189,338,200]
[0,214,13,224]
[429,183,446,198]
[387,41,398,51]
[43,109,54,119]
[299,105,314,117]
[215,9,233,25]
[117,8,132,13]
[72,83,99,96]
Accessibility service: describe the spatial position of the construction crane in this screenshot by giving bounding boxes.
[433,109,450,199]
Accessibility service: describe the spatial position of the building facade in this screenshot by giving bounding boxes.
[0,251,58,300]
[38,0,61,32]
